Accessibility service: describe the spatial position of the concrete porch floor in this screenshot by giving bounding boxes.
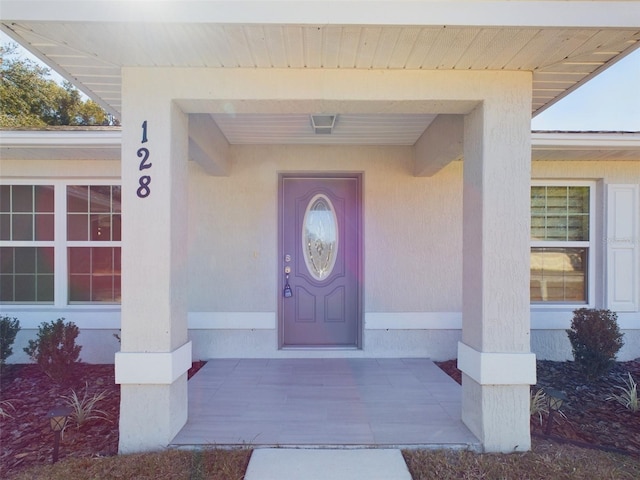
[170,358,480,449]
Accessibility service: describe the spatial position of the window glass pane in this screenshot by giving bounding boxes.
[567,215,589,241]
[0,274,14,302]
[0,185,10,212]
[67,214,88,241]
[93,247,113,273]
[12,214,33,240]
[14,247,35,274]
[112,214,121,241]
[35,185,54,213]
[37,274,54,302]
[530,186,546,212]
[303,195,339,281]
[36,247,54,274]
[530,247,587,303]
[530,216,545,241]
[545,187,567,215]
[12,185,32,213]
[0,248,54,303]
[69,248,91,273]
[112,186,121,213]
[90,186,111,213]
[545,216,568,241]
[0,214,9,241]
[67,186,88,213]
[69,275,90,302]
[530,186,589,242]
[92,276,113,301]
[0,247,14,272]
[35,213,54,241]
[67,247,120,303]
[91,214,111,241]
[567,186,589,213]
[114,247,121,273]
[14,275,36,301]
[114,275,121,303]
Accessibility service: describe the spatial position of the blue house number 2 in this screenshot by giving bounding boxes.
[136,120,152,198]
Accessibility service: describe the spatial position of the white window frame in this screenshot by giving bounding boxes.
[0,178,121,310]
[0,184,55,304]
[530,180,596,309]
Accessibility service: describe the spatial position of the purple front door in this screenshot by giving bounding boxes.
[279,175,362,347]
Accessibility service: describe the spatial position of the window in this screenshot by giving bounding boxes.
[530,184,593,304]
[0,182,121,306]
[0,185,55,303]
[67,185,121,304]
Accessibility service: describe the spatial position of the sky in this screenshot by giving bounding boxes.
[531,48,640,132]
[2,31,639,132]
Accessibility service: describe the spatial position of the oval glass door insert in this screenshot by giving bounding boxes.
[302,194,338,281]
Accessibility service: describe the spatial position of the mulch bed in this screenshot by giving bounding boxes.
[0,361,205,478]
[437,358,640,457]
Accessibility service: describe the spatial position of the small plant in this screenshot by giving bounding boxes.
[23,318,82,382]
[530,388,548,425]
[607,372,639,413]
[63,382,109,428]
[0,399,16,419]
[0,316,21,367]
[566,308,624,380]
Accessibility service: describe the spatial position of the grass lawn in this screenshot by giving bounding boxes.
[7,448,252,480]
[8,440,640,479]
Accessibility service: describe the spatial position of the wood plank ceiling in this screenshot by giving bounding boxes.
[2,21,639,145]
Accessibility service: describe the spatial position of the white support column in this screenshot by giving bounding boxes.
[116,69,191,453]
[460,79,536,452]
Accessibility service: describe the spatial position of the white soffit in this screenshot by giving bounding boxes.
[532,132,640,161]
[210,113,438,145]
[1,1,639,120]
[0,129,121,161]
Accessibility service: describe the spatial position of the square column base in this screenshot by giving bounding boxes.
[118,375,188,453]
[116,342,192,453]
[461,375,532,453]
[458,342,536,452]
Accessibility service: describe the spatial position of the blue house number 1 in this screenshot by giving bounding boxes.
[136,120,152,198]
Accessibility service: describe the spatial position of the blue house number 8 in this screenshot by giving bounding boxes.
[137,121,152,198]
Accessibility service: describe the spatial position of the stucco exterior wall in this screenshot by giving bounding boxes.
[2,155,639,363]
[188,144,463,313]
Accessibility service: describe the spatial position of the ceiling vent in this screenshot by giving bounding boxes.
[310,114,337,134]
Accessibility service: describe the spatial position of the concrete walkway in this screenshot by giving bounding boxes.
[172,358,479,449]
[244,448,412,480]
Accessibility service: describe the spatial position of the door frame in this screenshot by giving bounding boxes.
[277,172,363,349]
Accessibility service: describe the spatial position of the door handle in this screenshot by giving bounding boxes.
[283,265,293,298]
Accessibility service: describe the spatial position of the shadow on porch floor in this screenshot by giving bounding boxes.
[170,358,480,450]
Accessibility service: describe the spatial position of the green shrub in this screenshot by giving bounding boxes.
[0,316,20,367]
[23,318,82,382]
[566,308,624,380]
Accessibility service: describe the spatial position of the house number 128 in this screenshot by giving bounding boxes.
[136,120,152,198]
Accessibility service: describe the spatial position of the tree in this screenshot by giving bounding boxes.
[1,43,116,127]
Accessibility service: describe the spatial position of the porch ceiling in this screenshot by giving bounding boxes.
[2,1,639,145]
